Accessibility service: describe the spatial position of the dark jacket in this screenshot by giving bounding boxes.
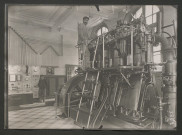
[38,79,47,90]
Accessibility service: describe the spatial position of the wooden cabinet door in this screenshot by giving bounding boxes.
[56,76,65,91]
[48,77,56,98]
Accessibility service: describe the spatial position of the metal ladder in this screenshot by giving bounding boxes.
[90,86,109,128]
[75,71,100,128]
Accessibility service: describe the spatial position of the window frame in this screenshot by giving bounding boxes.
[96,26,109,36]
[133,5,162,64]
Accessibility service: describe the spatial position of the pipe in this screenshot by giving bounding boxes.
[103,34,105,68]
[154,33,176,59]
[131,25,134,67]
[92,37,100,69]
[154,34,170,48]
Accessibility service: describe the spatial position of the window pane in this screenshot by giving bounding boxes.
[153,44,161,52]
[102,27,108,34]
[153,5,160,14]
[153,54,161,64]
[146,16,152,25]
[153,52,161,56]
[136,7,142,18]
[97,29,101,36]
[145,5,152,17]
[153,14,157,23]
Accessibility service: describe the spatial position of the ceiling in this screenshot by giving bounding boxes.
[8,5,132,53]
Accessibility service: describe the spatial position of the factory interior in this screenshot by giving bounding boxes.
[6,5,177,130]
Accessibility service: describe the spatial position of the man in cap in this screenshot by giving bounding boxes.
[77,16,91,69]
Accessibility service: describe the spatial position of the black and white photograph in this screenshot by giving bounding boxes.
[5,5,177,130]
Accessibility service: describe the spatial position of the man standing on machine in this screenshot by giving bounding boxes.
[77,16,91,69]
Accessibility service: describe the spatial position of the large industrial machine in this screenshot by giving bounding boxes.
[58,15,177,129]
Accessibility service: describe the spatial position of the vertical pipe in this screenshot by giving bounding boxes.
[159,97,163,129]
[161,6,164,32]
[68,93,70,117]
[55,92,58,118]
[92,37,99,69]
[5,8,8,129]
[157,12,162,34]
[131,26,133,67]
[172,20,177,43]
[103,35,105,68]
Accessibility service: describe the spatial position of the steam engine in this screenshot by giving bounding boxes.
[59,16,177,129]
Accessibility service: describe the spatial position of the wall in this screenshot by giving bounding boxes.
[8,25,79,75]
[55,44,78,75]
[41,48,59,66]
[8,27,39,65]
[163,6,177,37]
[8,27,60,67]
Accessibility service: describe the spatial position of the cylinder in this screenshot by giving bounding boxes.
[163,49,175,61]
[163,75,176,86]
[133,44,142,66]
[118,39,127,55]
[104,50,109,67]
[156,12,162,34]
[113,50,119,67]
[163,59,177,126]
[146,42,153,63]
[163,86,176,121]
[109,58,113,67]
[134,53,142,66]
[165,60,177,75]
[119,57,124,65]
[127,54,131,65]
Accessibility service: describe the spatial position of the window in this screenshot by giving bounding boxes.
[145,5,160,26]
[153,43,162,64]
[97,26,108,36]
[134,7,143,19]
[133,5,161,64]
[144,5,161,64]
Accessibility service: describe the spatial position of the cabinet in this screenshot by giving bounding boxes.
[8,93,33,106]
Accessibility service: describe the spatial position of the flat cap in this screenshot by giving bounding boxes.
[83,16,89,20]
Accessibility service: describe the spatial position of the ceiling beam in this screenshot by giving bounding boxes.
[52,6,74,28]
[9,16,77,32]
[48,7,63,22]
[9,17,52,30]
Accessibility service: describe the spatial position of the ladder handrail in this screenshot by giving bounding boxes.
[91,86,109,128]
[75,72,88,122]
[87,71,100,128]
[92,37,100,69]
